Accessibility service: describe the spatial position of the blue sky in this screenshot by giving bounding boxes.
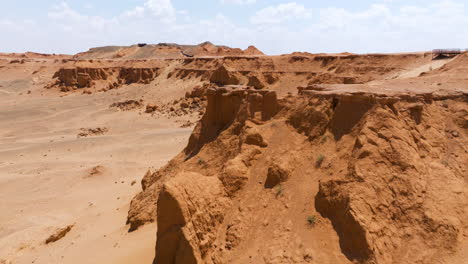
[1,0,467,54]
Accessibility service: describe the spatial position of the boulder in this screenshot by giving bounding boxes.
[264,164,290,189]
[220,157,249,196]
[244,130,268,148]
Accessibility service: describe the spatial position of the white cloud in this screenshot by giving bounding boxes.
[317,4,391,30]
[122,0,177,23]
[0,19,13,27]
[250,2,312,24]
[48,2,118,33]
[144,0,176,23]
[48,2,85,21]
[123,6,145,18]
[0,19,35,32]
[316,0,468,34]
[221,0,256,4]
[310,0,468,53]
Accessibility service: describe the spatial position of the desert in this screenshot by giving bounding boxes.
[0,41,466,264]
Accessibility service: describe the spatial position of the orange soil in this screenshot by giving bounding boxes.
[0,45,466,264]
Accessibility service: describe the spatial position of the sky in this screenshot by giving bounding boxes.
[1,0,468,55]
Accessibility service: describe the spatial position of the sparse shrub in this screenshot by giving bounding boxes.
[197,158,208,168]
[441,159,449,167]
[275,184,283,198]
[315,154,325,168]
[320,135,328,144]
[307,215,317,226]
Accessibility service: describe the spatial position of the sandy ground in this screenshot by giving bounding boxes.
[0,70,192,263]
[383,57,454,80]
[1,50,466,264]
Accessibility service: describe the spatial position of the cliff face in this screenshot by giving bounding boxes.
[49,67,160,91]
[307,92,467,264]
[52,67,110,88]
[47,52,435,95]
[184,86,280,157]
[128,84,467,264]
[127,86,282,232]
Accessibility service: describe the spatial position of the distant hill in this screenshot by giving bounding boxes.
[73,42,265,60]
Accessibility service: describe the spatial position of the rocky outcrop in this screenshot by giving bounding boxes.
[150,87,286,263]
[127,166,174,232]
[50,67,159,91]
[45,225,74,244]
[185,86,281,157]
[315,94,467,264]
[219,156,250,197]
[52,67,109,88]
[243,128,268,148]
[264,164,290,189]
[244,45,265,56]
[48,52,442,95]
[118,67,159,85]
[109,100,143,111]
[185,84,210,98]
[247,75,265,89]
[128,85,467,264]
[155,172,230,264]
[209,66,239,86]
[308,73,357,84]
[127,86,281,232]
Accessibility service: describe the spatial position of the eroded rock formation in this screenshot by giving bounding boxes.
[50,67,159,91]
[209,66,239,86]
[185,86,280,157]
[52,67,109,89]
[128,86,467,264]
[315,94,467,263]
[155,172,230,264]
[127,86,282,232]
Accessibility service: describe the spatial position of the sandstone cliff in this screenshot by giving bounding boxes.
[128,84,467,264]
[49,67,160,91]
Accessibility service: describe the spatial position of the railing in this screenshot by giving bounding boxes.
[432,49,462,55]
[432,49,463,59]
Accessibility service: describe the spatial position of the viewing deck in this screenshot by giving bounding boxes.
[432,49,462,59]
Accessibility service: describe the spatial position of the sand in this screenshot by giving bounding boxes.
[0,64,192,263]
